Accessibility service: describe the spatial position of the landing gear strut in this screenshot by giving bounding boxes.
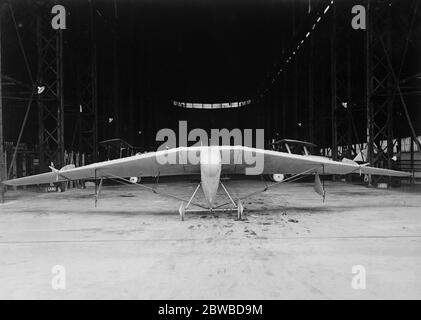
[177,182,239,221]
[237,199,244,221]
[179,202,185,221]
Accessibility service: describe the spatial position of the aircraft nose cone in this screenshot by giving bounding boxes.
[200,147,221,166]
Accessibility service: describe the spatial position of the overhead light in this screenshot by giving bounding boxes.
[37,86,45,94]
[108,117,114,123]
[324,5,330,14]
[341,102,348,109]
[79,105,83,113]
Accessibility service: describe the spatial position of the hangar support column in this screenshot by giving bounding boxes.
[366,0,393,175]
[366,0,421,184]
[74,0,98,164]
[36,2,65,171]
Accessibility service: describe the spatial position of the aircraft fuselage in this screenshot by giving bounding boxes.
[200,147,222,208]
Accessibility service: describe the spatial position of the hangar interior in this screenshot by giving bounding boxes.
[1,0,420,194]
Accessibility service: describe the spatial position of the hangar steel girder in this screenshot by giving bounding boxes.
[36,2,65,171]
[72,0,98,164]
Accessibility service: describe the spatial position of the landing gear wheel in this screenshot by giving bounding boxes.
[271,173,285,182]
[237,199,244,220]
[178,202,185,221]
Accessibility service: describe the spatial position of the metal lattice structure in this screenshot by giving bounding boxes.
[74,0,98,163]
[36,3,65,170]
[366,0,394,174]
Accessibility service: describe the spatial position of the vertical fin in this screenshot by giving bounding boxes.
[314,172,326,202]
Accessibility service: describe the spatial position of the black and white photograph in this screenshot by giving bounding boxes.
[0,0,420,304]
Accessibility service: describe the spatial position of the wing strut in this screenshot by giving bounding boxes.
[185,183,201,210]
[220,182,237,208]
[95,177,103,208]
[179,181,238,221]
[314,173,325,202]
[213,167,319,209]
[94,170,208,210]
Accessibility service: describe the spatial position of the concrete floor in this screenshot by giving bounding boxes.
[0,178,420,299]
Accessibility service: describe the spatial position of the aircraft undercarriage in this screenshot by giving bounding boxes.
[91,166,325,221]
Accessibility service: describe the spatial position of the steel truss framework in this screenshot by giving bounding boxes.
[366,0,394,173]
[73,0,98,164]
[264,0,420,183]
[366,0,421,181]
[1,0,99,175]
[36,0,98,170]
[36,2,64,171]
